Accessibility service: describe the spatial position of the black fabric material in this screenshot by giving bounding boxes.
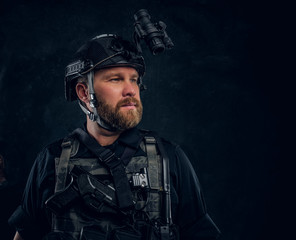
[120,146,139,166]
[72,128,134,209]
[9,126,221,240]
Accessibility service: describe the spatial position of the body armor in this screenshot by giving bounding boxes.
[46,130,176,240]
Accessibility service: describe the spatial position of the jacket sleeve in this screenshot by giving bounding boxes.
[169,144,221,239]
[8,147,55,240]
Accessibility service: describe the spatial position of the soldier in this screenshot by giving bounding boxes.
[9,34,220,240]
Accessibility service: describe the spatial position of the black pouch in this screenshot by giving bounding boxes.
[80,225,107,240]
[146,224,179,240]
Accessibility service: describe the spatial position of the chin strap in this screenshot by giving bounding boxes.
[78,71,118,132]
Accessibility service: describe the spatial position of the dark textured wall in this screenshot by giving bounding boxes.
[0,0,293,239]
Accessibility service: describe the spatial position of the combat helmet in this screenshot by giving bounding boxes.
[64,34,146,131]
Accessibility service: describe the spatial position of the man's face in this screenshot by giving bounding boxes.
[93,67,143,130]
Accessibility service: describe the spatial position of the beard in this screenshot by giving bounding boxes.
[96,96,143,130]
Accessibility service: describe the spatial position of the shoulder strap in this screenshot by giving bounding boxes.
[52,135,79,233]
[142,131,173,240]
[54,136,79,193]
[152,134,172,226]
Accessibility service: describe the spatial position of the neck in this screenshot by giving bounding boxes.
[86,118,122,146]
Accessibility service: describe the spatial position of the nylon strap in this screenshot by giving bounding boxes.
[54,140,72,192]
[153,133,172,225]
[52,137,76,232]
[145,132,172,240]
[73,128,134,209]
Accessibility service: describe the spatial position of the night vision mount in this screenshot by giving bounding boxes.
[65,9,173,85]
[133,9,174,55]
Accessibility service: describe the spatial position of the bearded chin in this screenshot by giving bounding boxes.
[96,97,143,130]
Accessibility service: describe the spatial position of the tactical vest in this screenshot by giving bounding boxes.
[47,131,174,240]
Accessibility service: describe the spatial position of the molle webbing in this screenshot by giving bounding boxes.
[52,131,165,239]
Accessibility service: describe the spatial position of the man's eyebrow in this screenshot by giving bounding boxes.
[131,73,139,78]
[102,72,121,79]
[102,72,139,79]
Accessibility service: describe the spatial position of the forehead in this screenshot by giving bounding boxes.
[94,67,139,79]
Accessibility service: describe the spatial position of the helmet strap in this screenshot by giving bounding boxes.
[78,71,118,132]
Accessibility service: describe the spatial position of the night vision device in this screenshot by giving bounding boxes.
[134,9,174,55]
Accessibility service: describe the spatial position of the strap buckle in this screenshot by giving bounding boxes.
[144,136,157,144]
[99,149,115,163]
[61,141,71,148]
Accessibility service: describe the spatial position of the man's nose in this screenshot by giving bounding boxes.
[122,80,137,97]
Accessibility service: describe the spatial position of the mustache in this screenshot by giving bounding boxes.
[117,97,141,107]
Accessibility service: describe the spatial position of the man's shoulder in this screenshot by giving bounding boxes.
[41,128,83,154]
[41,138,64,156]
[40,129,92,159]
[36,134,76,162]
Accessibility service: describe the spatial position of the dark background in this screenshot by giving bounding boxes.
[0,0,293,239]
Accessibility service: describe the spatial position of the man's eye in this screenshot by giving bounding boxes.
[131,79,138,83]
[110,78,120,82]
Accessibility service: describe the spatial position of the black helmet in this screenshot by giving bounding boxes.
[65,34,146,101]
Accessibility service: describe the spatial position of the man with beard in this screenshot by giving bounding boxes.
[9,34,221,240]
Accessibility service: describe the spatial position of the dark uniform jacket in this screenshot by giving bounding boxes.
[9,127,220,239]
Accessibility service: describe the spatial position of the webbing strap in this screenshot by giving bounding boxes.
[54,140,72,193]
[144,132,173,240]
[52,138,75,232]
[144,136,160,190]
[145,136,158,157]
[153,134,172,226]
[73,128,134,209]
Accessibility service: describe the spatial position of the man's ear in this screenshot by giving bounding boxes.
[76,82,89,104]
